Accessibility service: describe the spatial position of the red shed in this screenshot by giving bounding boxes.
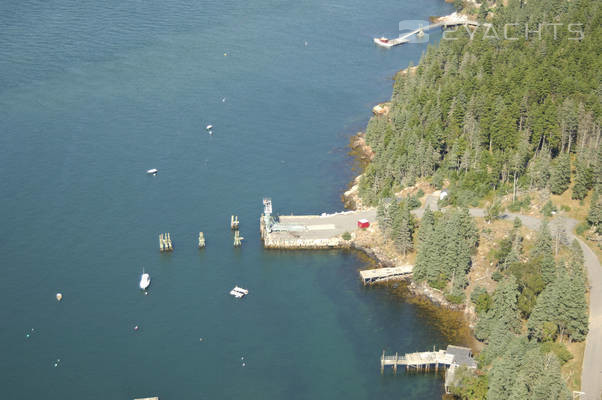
[357,219,370,229]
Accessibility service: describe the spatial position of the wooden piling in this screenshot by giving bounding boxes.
[231,215,239,230]
[233,230,244,247]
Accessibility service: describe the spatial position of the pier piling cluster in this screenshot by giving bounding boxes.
[159,233,173,252]
[233,230,244,247]
[230,215,239,230]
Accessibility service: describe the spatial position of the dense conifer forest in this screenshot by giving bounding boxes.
[360,0,600,398]
[360,0,600,210]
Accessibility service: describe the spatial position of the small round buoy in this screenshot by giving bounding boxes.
[241,357,244,360]
[199,338,203,342]
[54,363,58,367]
[134,325,139,331]
[56,293,62,301]
[26,334,30,338]
[144,291,148,296]
[224,53,227,56]
[242,362,246,367]
[222,98,226,103]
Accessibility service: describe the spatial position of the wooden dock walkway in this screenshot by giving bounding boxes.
[380,345,476,375]
[381,349,453,373]
[359,265,413,285]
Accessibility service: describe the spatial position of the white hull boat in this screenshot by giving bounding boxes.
[146,168,158,175]
[140,270,151,290]
[230,286,249,298]
[233,286,249,295]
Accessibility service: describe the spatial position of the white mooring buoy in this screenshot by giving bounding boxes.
[56,293,63,302]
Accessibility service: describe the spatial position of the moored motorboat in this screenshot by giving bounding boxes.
[233,286,249,295]
[229,289,244,298]
[373,37,392,48]
[146,168,158,175]
[140,269,151,290]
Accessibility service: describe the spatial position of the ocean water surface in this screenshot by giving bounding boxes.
[0,0,459,398]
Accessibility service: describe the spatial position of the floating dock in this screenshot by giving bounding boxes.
[359,265,413,285]
[260,198,376,249]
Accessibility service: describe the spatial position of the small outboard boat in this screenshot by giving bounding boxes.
[139,269,151,290]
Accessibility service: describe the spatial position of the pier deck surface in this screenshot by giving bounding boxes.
[271,209,376,241]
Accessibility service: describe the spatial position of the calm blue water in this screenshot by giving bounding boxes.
[0,0,456,398]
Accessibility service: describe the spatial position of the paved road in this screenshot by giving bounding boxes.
[418,195,601,399]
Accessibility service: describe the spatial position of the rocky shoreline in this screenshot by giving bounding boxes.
[340,8,483,327]
[344,132,477,323]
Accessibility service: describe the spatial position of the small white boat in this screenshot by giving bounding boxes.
[206,125,213,131]
[146,168,158,175]
[373,36,408,48]
[140,269,151,290]
[229,289,244,298]
[233,286,249,295]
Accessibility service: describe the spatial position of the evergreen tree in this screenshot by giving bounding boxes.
[532,221,553,258]
[528,279,559,341]
[487,337,529,399]
[476,276,521,341]
[377,199,394,239]
[539,253,557,285]
[586,190,602,233]
[531,354,571,400]
[418,206,435,243]
[565,242,589,341]
[414,207,436,282]
[572,161,593,200]
[531,221,556,284]
[391,200,414,256]
[549,153,571,195]
[415,208,477,289]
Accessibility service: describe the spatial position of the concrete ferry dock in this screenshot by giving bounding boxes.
[260,198,375,249]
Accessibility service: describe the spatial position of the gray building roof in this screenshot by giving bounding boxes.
[446,345,477,369]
